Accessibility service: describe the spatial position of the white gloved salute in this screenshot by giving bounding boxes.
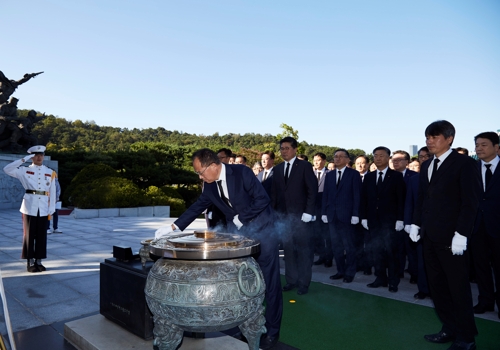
[155,223,180,239]
[321,215,328,224]
[451,232,467,255]
[361,219,368,230]
[22,154,35,163]
[351,216,359,225]
[233,215,243,230]
[395,220,404,231]
[409,224,420,242]
[301,213,313,223]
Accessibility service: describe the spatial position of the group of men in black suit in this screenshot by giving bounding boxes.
[155,121,499,350]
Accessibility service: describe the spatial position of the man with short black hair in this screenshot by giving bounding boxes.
[155,148,283,350]
[471,131,500,319]
[410,120,481,349]
[322,149,362,283]
[360,146,406,293]
[271,137,317,295]
[257,151,275,196]
[312,152,333,268]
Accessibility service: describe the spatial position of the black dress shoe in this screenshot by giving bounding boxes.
[473,303,494,314]
[388,285,398,293]
[313,258,325,265]
[447,340,476,350]
[367,280,388,288]
[329,273,344,280]
[409,275,418,284]
[260,334,279,350]
[324,260,333,268]
[282,283,295,292]
[297,287,308,295]
[35,262,46,272]
[414,291,429,299]
[27,264,39,273]
[343,276,353,283]
[424,331,455,343]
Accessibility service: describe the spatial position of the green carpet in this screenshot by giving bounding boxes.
[279,276,500,350]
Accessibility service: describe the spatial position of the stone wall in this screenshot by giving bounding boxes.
[0,154,58,209]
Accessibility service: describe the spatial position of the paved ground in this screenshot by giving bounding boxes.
[0,208,498,345]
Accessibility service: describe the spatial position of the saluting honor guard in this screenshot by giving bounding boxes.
[3,145,56,272]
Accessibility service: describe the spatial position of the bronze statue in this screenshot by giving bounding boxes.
[0,71,43,104]
[0,97,23,152]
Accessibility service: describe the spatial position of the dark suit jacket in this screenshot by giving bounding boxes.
[473,157,500,238]
[322,167,362,224]
[413,151,481,244]
[360,168,406,228]
[257,167,274,197]
[403,169,418,186]
[404,174,419,226]
[175,164,274,234]
[271,158,317,217]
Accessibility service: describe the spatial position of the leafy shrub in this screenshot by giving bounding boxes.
[72,176,145,209]
[65,163,118,205]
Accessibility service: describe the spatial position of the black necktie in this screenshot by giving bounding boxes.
[317,171,321,182]
[336,170,341,188]
[284,162,290,184]
[360,173,364,182]
[216,180,231,207]
[485,164,492,189]
[431,158,440,181]
[262,171,268,182]
[377,171,383,192]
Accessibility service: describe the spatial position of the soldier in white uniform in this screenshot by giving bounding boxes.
[3,145,56,272]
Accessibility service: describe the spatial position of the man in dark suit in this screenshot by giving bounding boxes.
[392,150,418,281]
[354,155,372,275]
[155,148,282,350]
[322,149,362,282]
[471,131,500,319]
[410,120,481,350]
[312,152,333,268]
[360,146,406,293]
[257,150,275,196]
[271,137,317,295]
[404,146,433,299]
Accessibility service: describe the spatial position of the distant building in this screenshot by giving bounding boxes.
[409,145,418,156]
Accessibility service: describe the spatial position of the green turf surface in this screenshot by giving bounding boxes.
[279,276,500,350]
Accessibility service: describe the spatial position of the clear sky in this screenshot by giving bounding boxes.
[3,0,499,154]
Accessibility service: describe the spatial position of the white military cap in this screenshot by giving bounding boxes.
[27,145,46,154]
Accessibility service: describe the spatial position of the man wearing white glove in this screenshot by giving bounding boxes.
[321,149,362,283]
[412,121,481,349]
[359,146,406,293]
[3,145,56,273]
[270,137,317,297]
[162,148,282,350]
[311,153,333,268]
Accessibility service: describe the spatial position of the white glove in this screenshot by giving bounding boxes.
[207,211,213,220]
[409,224,420,242]
[395,220,404,231]
[321,215,328,224]
[451,232,467,255]
[351,216,359,225]
[361,219,368,230]
[301,213,313,223]
[233,215,243,230]
[23,154,35,162]
[404,225,411,234]
[155,224,179,239]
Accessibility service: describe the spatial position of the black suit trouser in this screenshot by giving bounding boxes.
[282,217,314,289]
[471,221,500,309]
[22,212,48,259]
[370,225,400,286]
[423,236,477,342]
[312,217,333,261]
[329,219,356,278]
